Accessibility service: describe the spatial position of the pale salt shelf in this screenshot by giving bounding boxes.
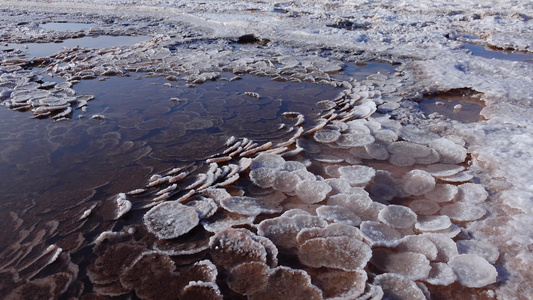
[1,0,532,299]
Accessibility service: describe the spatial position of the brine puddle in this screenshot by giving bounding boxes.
[419,88,485,123]
[464,43,533,62]
[0,73,339,296]
[3,35,148,58]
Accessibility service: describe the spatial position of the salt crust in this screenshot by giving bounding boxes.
[371,248,431,280]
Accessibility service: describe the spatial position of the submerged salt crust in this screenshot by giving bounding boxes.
[1,0,532,299]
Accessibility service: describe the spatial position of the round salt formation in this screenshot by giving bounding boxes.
[272,171,301,193]
[314,129,341,143]
[426,262,457,286]
[440,203,487,222]
[209,229,269,270]
[314,269,367,299]
[408,200,441,215]
[249,266,322,300]
[402,169,436,196]
[457,183,489,203]
[373,273,426,300]
[422,233,459,262]
[448,254,498,288]
[251,153,285,170]
[295,180,332,203]
[429,137,467,164]
[423,164,465,177]
[316,205,362,226]
[415,215,452,232]
[227,262,270,295]
[143,201,199,239]
[360,221,402,247]
[397,235,438,261]
[338,165,376,186]
[298,236,372,271]
[249,168,278,188]
[456,240,500,264]
[378,205,417,229]
[257,214,327,250]
[370,249,431,281]
[220,195,284,216]
[425,184,458,203]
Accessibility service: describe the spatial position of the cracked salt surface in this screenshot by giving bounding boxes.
[2,0,533,299]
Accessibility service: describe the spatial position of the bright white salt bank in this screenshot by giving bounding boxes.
[2,0,533,299]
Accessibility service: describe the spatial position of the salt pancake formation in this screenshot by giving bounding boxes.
[4,1,533,299]
[84,74,498,298]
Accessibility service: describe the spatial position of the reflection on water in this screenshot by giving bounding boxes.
[40,22,98,31]
[420,88,484,123]
[464,43,533,62]
[332,61,398,81]
[6,35,148,58]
